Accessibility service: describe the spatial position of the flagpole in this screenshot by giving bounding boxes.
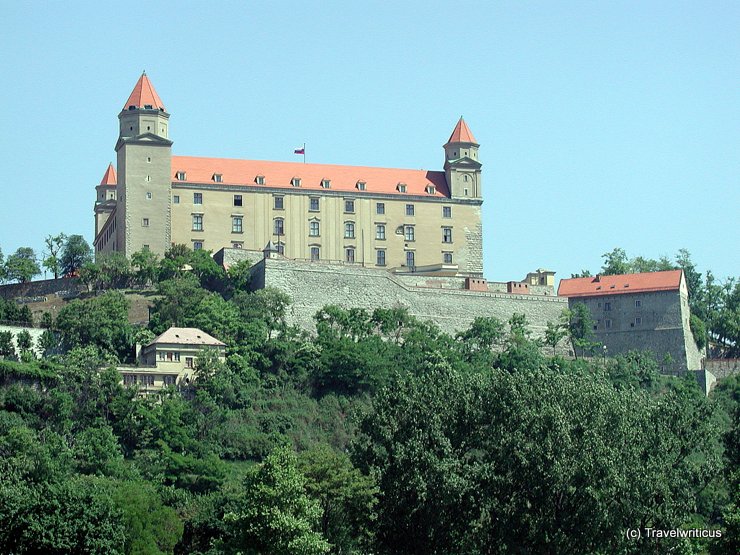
[303,142,306,164]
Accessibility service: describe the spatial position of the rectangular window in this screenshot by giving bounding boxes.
[344,222,355,239]
[376,249,386,266]
[123,374,137,385]
[376,202,385,215]
[291,177,301,187]
[232,216,243,233]
[309,221,320,237]
[194,193,203,205]
[276,243,285,255]
[193,241,203,250]
[310,246,320,261]
[274,196,284,210]
[213,174,223,183]
[176,171,186,181]
[174,352,181,362]
[146,192,152,199]
[443,252,453,264]
[345,199,355,213]
[375,224,386,240]
[635,299,642,308]
[442,227,453,243]
[404,225,415,241]
[234,194,243,206]
[167,352,174,361]
[443,206,452,218]
[192,214,203,231]
[309,198,320,211]
[345,248,355,263]
[406,250,415,268]
[274,219,284,236]
[185,357,194,369]
[321,179,331,188]
[635,317,642,326]
[605,319,612,329]
[141,375,155,386]
[406,204,415,216]
[256,175,265,185]
[604,302,611,311]
[164,375,176,386]
[142,218,149,227]
[173,195,180,204]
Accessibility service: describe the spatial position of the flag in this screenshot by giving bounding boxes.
[294,148,305,155]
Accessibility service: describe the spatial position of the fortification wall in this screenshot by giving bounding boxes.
[253,258,568,337]
[704,359,740,381]
[0,277,84,302]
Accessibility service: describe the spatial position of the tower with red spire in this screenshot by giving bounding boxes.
[443,117,482,200]
[112,72,173,257]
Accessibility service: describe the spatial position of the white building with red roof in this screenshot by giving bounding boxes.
[94,73,484,276]
[558,270,704,373]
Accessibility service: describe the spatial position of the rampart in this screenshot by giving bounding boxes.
[704,359,740,381]
[0,277,84,302]
[250,258,569,338]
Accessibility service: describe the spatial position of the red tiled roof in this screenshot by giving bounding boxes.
[171,155,450,197]
[446,117,477,144]
[99,163,117,186]
[558,270,683,298]
[123,72,165,111]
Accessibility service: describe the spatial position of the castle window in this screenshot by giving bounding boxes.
[142,218,150,227]
[605,319,612,329]
[310,246,320,261]
[234,195,242,207]
[344,222,355,239]
[194,193,203,205]
[406,250,415,268]
[274,196,284,210]
[256,175,265,185]
[376,249,386,266]
[464,188,469,196]
[321,179,331,188]
[193,241,203,250]
[635,300,642,308]
[146,175,151,182]
[176,171,186,181]
[192,215,203,231]
[274,218,285,236]
[213,174,223,183]
[232,216,243,234]
[376,202,385,215]
[442,227,453,243]
[344,199,355,213]
[356,181,366,191]
[405,204,415,216]
[276,242,285,255]
[173,195,180,204]
[146,191,152,199]
[604,302,611,311]
[309,221,320,237]
[404,225,415,242]
[443,252,453,264]
[397,183,407,193]
[147,157,151,163]
[425,185,436,195]
[345,248,355,263]
[309,198,320,211]
[144,104,153,110]
[291,177,301,187]
[443,206,452,218]
[375,224,386,240]
[464,175,470,182]
[635,317,642,326]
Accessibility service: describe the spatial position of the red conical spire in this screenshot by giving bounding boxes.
[99,163,117,186]
[123,71,165,111]
[446,117,477,144]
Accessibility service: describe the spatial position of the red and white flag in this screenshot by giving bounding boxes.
[294,148,305,155]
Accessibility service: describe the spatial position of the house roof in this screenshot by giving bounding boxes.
[446,117,477,144]
[99,163,117,186]
[147,327,225,347]
[123,72,166,111]
[558,270,683,298]
[171,155,450,197]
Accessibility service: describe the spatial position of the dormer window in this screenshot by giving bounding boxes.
[397,183,407,193]
[291,177,301,187]
[176,171,186,181]
[255,175,265,185]
[356,181,366,191]
[213,174,223,183]
[425,185,436,195]
[321,179,331,189]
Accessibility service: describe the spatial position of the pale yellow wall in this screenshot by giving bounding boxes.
[170,187,483,273]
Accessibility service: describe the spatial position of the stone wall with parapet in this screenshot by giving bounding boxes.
[250,258,568,338]
[704,359,740,381]
[0,277,84,302]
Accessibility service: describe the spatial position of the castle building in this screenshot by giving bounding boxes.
[558,270,704,373]
[94,73,484,275]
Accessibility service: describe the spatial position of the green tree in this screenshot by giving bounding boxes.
[544,319,567,355]
[60,234,93,275]
[0,246,6,282]
[5,247,41,283]
[73,425,125,476]
[15,329,34,359]
[0,330,17,360]
[42,233,66,279]
[222,446,330,554]
[561,303,598,358]
[600,247,630,275]
[130,248,160,287]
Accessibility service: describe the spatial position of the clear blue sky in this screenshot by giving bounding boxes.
[1,1,737,283]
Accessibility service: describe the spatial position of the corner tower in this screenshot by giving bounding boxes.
[114,72,173,257]
[444,117,482,200]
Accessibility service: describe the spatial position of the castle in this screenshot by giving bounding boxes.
[94,73,483,275]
